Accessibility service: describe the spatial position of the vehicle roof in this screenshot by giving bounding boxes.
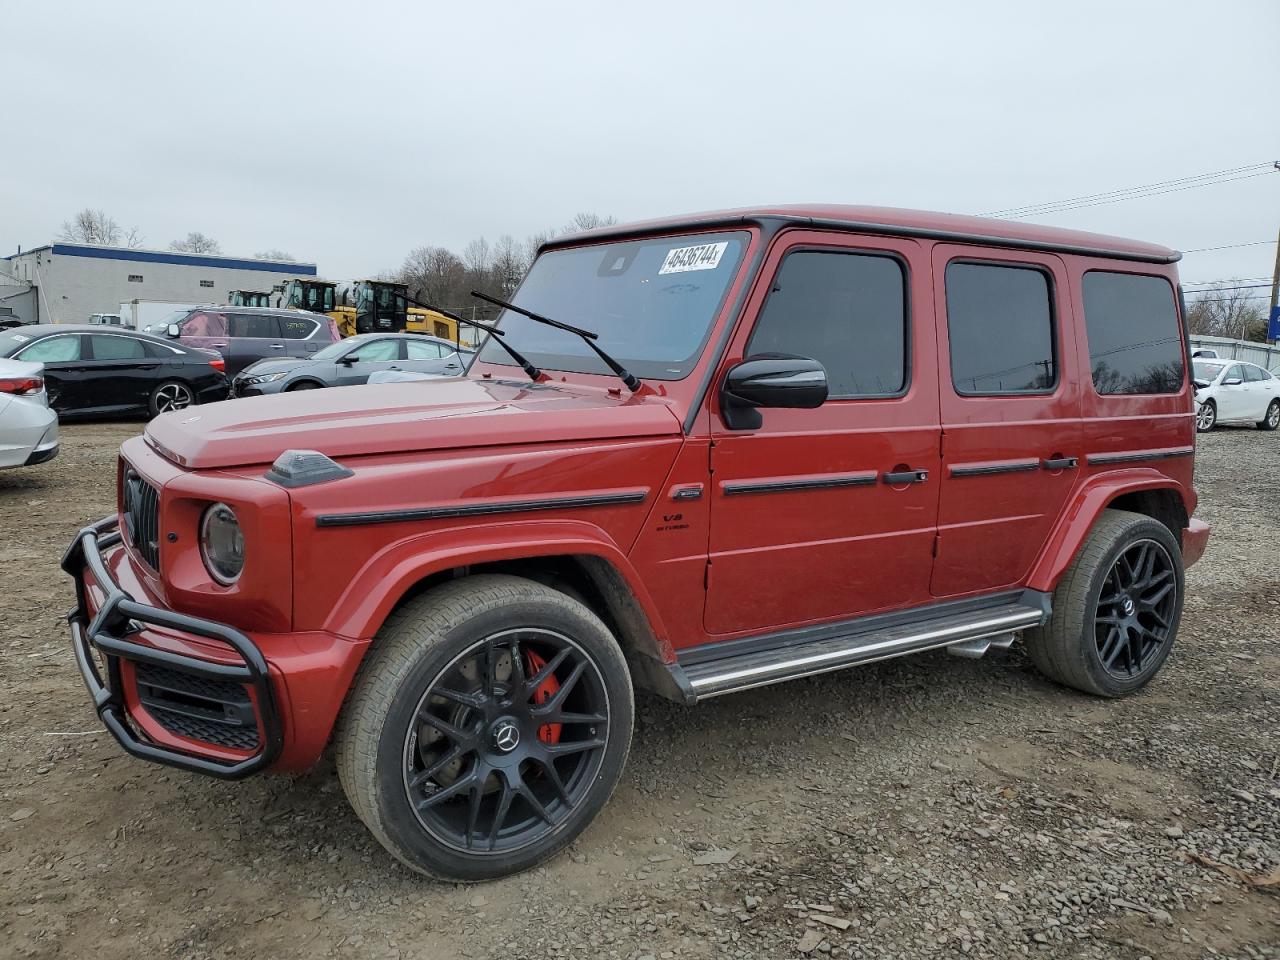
[1,324,167,336]
[547,204,1180,264]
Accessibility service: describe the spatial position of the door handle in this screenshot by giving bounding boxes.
[270,344,285,350]
[211,342,227,348]
[882,469,929,484]
[1041,456,1078,470]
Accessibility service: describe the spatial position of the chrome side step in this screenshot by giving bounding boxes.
[677,594,1048,702]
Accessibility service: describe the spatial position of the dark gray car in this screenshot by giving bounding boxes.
[230,333,470,396]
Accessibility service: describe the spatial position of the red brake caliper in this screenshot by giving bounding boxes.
[523,649,562,745]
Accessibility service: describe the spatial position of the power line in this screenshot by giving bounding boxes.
[1183,240,1277,254]
[1183,277,1271,285]
[981,161,1278,218]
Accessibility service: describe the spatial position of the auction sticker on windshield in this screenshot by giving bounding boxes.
[659,242,729,275]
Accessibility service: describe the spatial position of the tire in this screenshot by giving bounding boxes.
[149,380,194,418]
[335,574,634,881]
[1257,399,1280,432]
[1195,399,1216,432]
[1024,509,1184,698]
[287,380,320,391]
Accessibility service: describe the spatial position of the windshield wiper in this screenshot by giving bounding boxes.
[470,290,641,393]
[403,292,542,382]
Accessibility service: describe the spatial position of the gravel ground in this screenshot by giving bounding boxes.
[0,422,1277,960]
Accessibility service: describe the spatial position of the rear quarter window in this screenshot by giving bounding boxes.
[1082,272,1184,395]
[279,317,317,340]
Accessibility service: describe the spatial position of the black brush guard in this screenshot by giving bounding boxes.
[62,516,282,779]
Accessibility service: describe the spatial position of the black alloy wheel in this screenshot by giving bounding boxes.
[403,628,610,854]
[150,381,194,416]
[1093,539,1178,680]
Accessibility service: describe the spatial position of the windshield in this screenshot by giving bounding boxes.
[1192,360,1226,381]
[477,231,749,380]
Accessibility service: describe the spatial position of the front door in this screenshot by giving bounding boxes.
[16,333,90,412]
[929,246,1082,597]
[1216,364,1249,420]
[705,231,941,637]
[334,337,402,385]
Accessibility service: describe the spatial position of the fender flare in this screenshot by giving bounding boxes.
[1026,468,1191,592]
[323,517,672,658]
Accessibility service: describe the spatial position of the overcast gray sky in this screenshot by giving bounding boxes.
[4,0,1277,288]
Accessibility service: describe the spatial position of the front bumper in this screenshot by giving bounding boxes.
[62,516,283,779]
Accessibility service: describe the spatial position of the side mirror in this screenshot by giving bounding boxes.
[1222,377,1243,386]
[166,324,180,338]
[721,355,828,430]
[337,355,357,366]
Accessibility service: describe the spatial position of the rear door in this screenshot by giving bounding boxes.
[87,333,158,413]
[705,231,941,636]
[405,338,465,375]
[279,314,322,356]
[1242,363,1269,418]
[930,246,1082,597]
[226,313,285,376]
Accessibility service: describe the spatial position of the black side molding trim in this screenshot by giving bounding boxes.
[721,472,878,496]
[1086,447,1195,466]
[316,490,649,527]
[949,459,1040,478]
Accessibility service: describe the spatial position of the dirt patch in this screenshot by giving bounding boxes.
[1,424,1277,959]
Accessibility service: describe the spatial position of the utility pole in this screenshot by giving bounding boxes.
[1270,221,1280,345]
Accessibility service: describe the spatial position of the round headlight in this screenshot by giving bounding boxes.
[200,502,244,585]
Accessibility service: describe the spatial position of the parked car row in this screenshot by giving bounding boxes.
[0,316,474,426]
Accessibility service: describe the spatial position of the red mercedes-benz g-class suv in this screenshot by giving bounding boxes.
[64,206,1210,881]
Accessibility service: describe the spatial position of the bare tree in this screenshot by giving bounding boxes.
[59,208,121,245]
[399,245,467,306]
[1185,282,1267,341]
[170,232,222,255]
[122,225,145,248]
[491,234,526,296]
[565,212,618,233]
[254,249,296,262]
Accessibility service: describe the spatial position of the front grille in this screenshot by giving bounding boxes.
[122,468,161,570]
[134,662,260,751]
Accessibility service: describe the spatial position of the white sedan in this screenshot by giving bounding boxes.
[0,357,59,469]
[1193,358,1280,432]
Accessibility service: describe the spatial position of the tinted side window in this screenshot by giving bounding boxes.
[229,314,280,338]
[279,316,316,340]
[18,335,82,363]
[946,262,1055,394]
[1224,365,1244,383]
[348,339,400,362]
[1243,364,1264,382]
[406,340,445,360]
[90,335,145,360]
[1081,272,1184,395]
[748,251,907,398]
[181,311,228,337]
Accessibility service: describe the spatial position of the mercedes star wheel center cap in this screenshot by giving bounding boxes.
[492,720,520,753]
[1121,597,1135,616]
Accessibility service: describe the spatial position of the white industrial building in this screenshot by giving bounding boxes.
[0,243,317,325]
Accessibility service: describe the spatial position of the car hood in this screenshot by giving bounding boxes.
[237,357,314,378]
[145,376,683,469]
